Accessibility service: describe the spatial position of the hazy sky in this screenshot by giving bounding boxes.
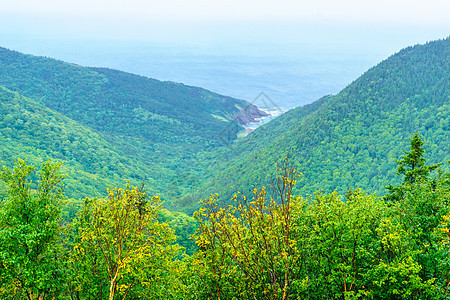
[0,0,448,107]
[1,0,449,42]
[2,0,450,24]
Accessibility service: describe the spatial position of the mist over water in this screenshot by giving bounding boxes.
[1,24,447,109]
[0,39,381,109]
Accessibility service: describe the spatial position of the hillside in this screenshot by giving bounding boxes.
[0,47,266,202]
[0,47,265,139]
[180,38,449,212]
[1,39,448,211]
[0,86,158,198]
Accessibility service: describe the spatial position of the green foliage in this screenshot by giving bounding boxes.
[0,160,193,299]
[188,141,450,299]
[0,47,258,142]
[64,197,107,299]
[396,133,440,183]
[1,38,450,299]
[192,157,301,299]
[293,189,386,299]
[66,184,183,300]
[368,176,450,298]
[0,46,266,205]
[0,159,65,299]
[1,39,448,213]
[385,133,441,202]
[158,209,198,256]
[0,133,449,299]
[0,86,155,199]
[186,38,449,212]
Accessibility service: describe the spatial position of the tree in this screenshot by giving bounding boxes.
[396,133,440,184]
[385,133,441,201]
[193,156,302,299]
[65,197,107,300]
[158,209,198,256]
[0,159,65,300]
[295,189,386,299]
[69,184,181,300]
[376,134,449,298]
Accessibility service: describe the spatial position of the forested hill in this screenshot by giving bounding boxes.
[0,47,265,141]
[183,38,449,211]
[0,46,265,202]
[0,86,155,199]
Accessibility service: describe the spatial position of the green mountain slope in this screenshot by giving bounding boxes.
[0,86,159,198]
[182,38,449,212]
[0,47,265,202]
[0,48,263,140]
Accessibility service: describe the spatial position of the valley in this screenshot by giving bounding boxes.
[0,36,449,299]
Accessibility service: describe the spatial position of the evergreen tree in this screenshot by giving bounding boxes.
[397,133,441,184]
[385,133,441,202]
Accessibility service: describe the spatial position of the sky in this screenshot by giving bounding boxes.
[0,0,449,107]
[2,0,449,24]
[1,0,449,42]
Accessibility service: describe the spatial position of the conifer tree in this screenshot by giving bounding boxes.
[385,133,441,201]
[397,133,440,184]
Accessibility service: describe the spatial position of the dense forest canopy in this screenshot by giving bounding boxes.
[0,34,449,299]
[181,38,449,213]
[0,86,154,198]
[0,134,449,299]
[0,47,265,203]
[1,39,448,212]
